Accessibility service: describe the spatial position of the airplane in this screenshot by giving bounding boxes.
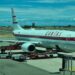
[0,8,75,53]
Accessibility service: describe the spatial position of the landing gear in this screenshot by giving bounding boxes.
[56,45,61,52]
[1,48,5,54]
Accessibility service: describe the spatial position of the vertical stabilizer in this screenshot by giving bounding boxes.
[11,8,23,30]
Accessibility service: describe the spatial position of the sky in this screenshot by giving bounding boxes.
[0,0,75,26]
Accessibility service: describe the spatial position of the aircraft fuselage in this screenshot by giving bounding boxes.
[13,29,75,52]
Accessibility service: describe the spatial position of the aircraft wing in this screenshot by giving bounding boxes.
[0,39,41,44]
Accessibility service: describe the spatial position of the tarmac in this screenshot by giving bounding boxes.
[26,58,62,73]
[0,58,75,75]
[0,59,61,75]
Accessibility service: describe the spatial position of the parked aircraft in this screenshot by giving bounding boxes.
[0,8,75,52]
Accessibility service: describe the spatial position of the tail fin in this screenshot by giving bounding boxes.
[11,8,23,30]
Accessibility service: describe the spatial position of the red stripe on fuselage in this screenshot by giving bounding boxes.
[13,34,75,41]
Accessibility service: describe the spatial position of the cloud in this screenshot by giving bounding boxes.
[28,0,75,3]
[15,6,75,18]
[0,7,10,12]
[0,6,75,20]
[0,6,75,19]
[0,4,75,26]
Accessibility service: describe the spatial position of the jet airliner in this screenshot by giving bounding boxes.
[0,8,75,52]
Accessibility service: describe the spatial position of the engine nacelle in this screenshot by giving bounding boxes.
[21,42,35,52]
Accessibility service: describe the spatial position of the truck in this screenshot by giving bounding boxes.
[11,54,26,62]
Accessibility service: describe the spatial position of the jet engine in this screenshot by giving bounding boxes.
[21,42,35,52]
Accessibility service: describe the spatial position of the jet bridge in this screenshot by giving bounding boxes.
[58,52,75,75]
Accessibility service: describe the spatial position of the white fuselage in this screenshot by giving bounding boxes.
[13,29,75,52]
